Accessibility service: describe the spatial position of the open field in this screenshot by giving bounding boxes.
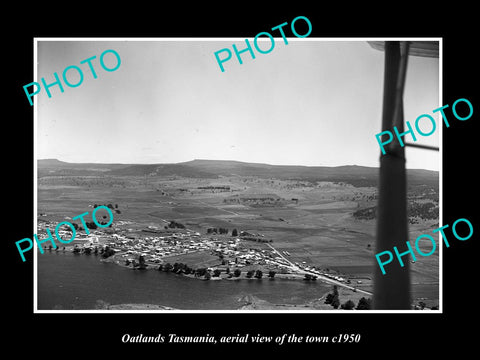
[37,159,439,309]
[161,251,221,269]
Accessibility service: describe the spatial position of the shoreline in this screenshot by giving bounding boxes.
[59,249,377,298]
[101,254,314,282]
[42,249,437,310]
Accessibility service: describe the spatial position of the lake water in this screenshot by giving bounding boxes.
[37,251,330,310]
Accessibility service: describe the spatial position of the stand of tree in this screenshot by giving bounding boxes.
[324,286,372,310]
[341,300,355,310]
[241,236,272,243]
[73,245,103,255]
[167,221,185,229]
[94,203,117,209]
[353,200,438,224]
[233,269,241,277]
[355,297,372,310]
[101,246,116,258]
[207,227,229,235]
[324,285,340,309]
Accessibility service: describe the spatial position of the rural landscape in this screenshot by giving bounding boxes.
[37,158,439,310]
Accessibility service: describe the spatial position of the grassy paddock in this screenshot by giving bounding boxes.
[37,173,439,306]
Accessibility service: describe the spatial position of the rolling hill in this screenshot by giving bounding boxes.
[37,158,438,188]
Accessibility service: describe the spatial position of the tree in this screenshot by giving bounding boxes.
[233,269,241,277]
[138,255,146,269]
[102,246,115,258]
[356,297,372,310]
[268,270,276,279]
[163,263,173,272]
[168,221,185,229]
[246,270,254,278]
[324,293,334,304]
[196,268,207,277]
[204,271,211,280]
[333,285,339,296]
[213,269,221,277]
[325,285,340,309]
[332,295,340,309]
[254,270,263,279]
[86,221,98,230]
[176,264,185,274]
[341,300,355,310]
[232,228,238,237]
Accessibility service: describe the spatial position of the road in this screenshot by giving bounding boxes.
[147,204,373,297]
[266,243,373,296]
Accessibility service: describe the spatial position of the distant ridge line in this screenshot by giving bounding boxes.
[37,158,438,174]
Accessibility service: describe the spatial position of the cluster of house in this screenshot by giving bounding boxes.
[36,217,281,271]
[37,217,351,283]
[213,244,292,269]
[70,226,300,273]
[110,231,206,262]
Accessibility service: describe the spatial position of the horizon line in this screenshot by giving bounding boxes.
[36,157,439,172]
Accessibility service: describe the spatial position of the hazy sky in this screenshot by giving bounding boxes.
[36,39,440,170]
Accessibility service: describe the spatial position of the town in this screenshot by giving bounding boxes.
[37,215,360,286]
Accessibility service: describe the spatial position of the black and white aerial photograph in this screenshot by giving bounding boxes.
[7,6,479,355]
[34,38,440,312]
